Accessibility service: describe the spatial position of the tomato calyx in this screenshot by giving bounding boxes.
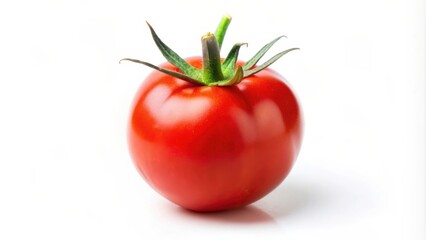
[120,15,299,86]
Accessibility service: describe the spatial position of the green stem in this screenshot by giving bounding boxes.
[202,33,224,83]
[214,14,232,50]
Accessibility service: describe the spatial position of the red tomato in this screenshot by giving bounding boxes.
[128,57,303,211]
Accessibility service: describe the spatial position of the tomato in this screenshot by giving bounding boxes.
[128,57,303,211]
[123,15,303,211]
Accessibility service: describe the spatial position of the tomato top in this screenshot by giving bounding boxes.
[120,15,298,86]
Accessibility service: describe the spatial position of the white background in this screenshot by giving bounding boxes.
[0,0,425,239]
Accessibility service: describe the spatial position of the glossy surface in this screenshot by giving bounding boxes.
[128,57,303,211]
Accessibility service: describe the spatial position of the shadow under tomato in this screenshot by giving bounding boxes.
[169,182,316,224]
[254,171,374,221]
[173,205,277,225]
[254,182,315,219]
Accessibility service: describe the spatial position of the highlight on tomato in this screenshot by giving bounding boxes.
[121,15,303,212]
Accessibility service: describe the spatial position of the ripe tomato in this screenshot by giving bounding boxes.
[123,15,303,211]
[128,57,303,211]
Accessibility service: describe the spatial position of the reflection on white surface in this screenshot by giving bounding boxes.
[173,205,277,224]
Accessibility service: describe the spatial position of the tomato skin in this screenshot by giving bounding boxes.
[128,57,303,211]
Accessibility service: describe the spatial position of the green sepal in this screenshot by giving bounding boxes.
[243,48,300,77]
[243,35,286,71]
[210,66,244,86]
[222,43,247,77]
[146,22,202,81]
[119,58,203,85]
